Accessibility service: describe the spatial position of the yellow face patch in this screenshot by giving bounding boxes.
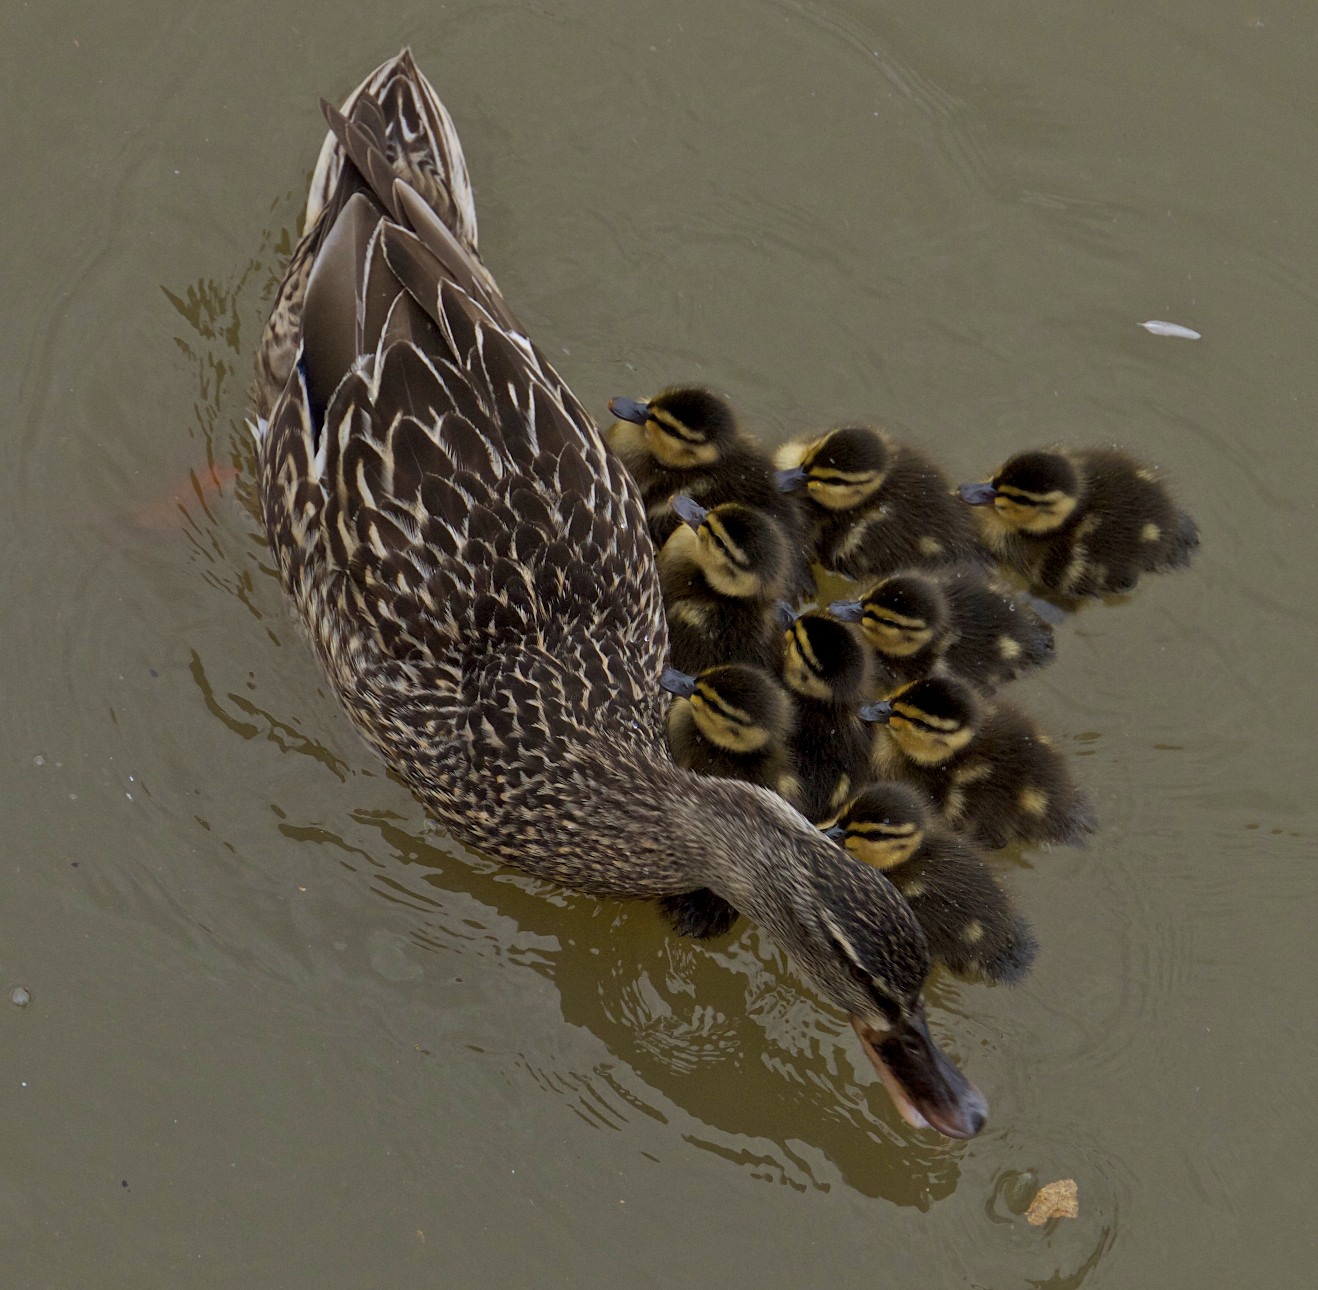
[887,705,974,765]
[993,486,1078,534]
[862,606,935,657]
[782,626,835,700]
[804,472,884,512]
[695,518,762,599]
[644,415,721,468]
[843,820,922,871]
[691,688,771,754]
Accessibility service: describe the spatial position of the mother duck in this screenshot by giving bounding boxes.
[252,50,985,1140]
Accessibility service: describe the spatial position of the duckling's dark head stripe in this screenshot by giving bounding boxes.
[648,387,737,446]
[847,820,919,841]
[703,513,749,568]
[994,450,1079,498]
[693,682,751,727]
[651,406,707,444]
[863,606,928,633]
[867,576,943,624]
[889,677,977,730]
[804,426,889,475]
[789,621,822,674]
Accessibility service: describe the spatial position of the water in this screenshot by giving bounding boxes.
[4,1,1316,1285]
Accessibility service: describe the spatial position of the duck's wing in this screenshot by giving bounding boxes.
[258,55,667,717]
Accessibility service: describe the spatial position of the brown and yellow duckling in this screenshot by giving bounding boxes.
[825,784,1038,984]
[773,425,985,581]
[861,676,1095,851]
[829,564,1055,694]
[658,495,792,675]
[658,663,802,939]
[780,611,877,823]
[606,386,811,596]
[958,447,1199,600]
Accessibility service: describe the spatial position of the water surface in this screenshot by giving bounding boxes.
[4,1,1316,1285]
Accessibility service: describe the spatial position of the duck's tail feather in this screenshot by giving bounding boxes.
[305,49,478,255]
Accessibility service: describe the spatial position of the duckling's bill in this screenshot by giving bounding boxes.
[608,396,649,424]
[957,482,997,506]
[659,667,697,697]
[850,1014,988,1139]
[670,493,709,528]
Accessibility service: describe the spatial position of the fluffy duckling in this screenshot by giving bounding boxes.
[658,664,802,938]
[658,495,792,675]
[780,611,876,823]
[958,447,1199,599]
[829,564,1055,694]
[606,386,811,594]
[861,676,1095,851]
[774,425,985,580]
[825,784,1038,984]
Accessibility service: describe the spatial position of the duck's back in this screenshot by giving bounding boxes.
[256,54,670,839]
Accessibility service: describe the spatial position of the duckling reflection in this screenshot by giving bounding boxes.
[959,447,1198,600]
[659,495,792,675]
[780,611,877,823]
[825,784,1038,984]
[607,386,811,594]
[774,425,984,581]
[862,676,1096,851]
[658,664,802,938]
[830,564,1055,694]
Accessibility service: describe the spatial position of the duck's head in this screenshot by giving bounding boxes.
[706,787,986,1138]
[958,450,1081,534]
[607,386,738,469]
[773,426,889,511]
[670,495,791,600]
[860,676,979,766]
[782,610,872,704]
[661,663,793,753]
[824,783,931,870]
[830,572,951,658]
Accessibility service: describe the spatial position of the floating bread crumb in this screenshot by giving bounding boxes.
[1025,1178,1079,1225]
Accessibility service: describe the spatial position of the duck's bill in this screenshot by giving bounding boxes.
[607,396,649,425]
[773,600,800,630]
[850,1014,987,1140]
[957,481,997,506]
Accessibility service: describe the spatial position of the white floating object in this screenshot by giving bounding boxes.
[1140,320,1201,339]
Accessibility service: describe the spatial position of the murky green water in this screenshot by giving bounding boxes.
[4,1,1316,1285]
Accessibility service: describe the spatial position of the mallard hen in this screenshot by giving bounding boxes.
[251,50,985,1138]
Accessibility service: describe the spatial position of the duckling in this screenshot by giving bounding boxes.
[829,564,1055,694]
[825,784,1038,984]
[774,425,985,581]
[780,611,876,823]
[657,664,802,939]
[860,676,1095,851]
[606,386,812,596]
[658,495,792,675]
[958,447,1199,599]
